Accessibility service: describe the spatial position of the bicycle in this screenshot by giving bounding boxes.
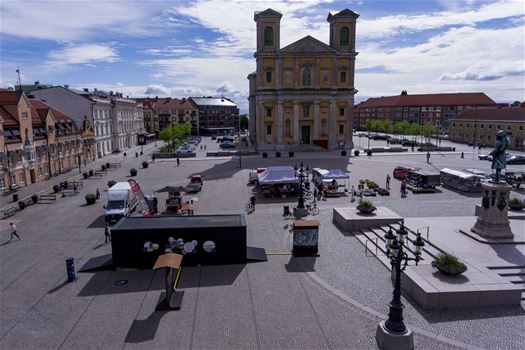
[306,201,319,215]
[245,202,255,214]
[303,190,313,201]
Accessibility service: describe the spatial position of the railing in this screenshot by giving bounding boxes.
[365,238,379,257]
[415,226,430,241]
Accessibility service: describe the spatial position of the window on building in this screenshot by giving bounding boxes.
[452,123,456,127]
[340,26,350,46]
[497,125,501,129]
[339,124,344,134]
[266,124,272,135]
[302,68,311,86]
[488,124,492,129]
[303,105,310,118]
[284,119,291,137]
[266,108,272,117]
[487,135,491,140]
[284,70,292,83]
[339,107,345,117]
[0,178,4,188]
[19,173,24,183]
[11,175,16,185]
[519,125,523,131]
[507,125,511,130]
[266,71,272,83]
[322,70,329,82]
[340,70,347,83]
[321,119,328,136]
[264,26,274,46]
[480,124,484,128]
[21,112,28,119]
[467,124,470,127]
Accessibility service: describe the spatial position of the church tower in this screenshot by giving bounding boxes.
[254,8,282,53]
[327,9,359,53]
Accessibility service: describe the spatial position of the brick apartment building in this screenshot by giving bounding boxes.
[190,97,239,135]
[354,91,497,132]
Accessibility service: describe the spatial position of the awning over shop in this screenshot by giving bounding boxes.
[258,166,299,185]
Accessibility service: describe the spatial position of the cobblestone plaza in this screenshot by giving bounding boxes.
[1,137,524,350]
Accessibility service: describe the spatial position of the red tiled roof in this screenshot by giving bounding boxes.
[29,99,72,122]
[451,107,525,121]
[154,98,197,110]
[0,90,22,105]
[358,93,496,108]
[0,106,19,126]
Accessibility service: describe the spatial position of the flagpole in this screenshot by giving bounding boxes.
[16,68,22,91]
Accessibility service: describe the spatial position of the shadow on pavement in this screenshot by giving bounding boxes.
[125,305,168,343]
[87,214,106,228]
[177,264,245,288]
[77,270,163,297]
[285,256,317,272]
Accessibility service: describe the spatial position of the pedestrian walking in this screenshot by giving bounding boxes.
[250,194,256,211]
[313,188,318,202]
[152,154,156,162]
[200,145,203,151]
[9,223,20,240]
[359,189,363,201]
[426,151,431,164]
[176,158,180,166]
[401,180,407,198]
[204,144,207,150]
[96,188,100,200]
[386,174,391,190]
[123,152,127,160]
[104,222,111,243]
[351,185,355,202]
[73,183,79,195]
[135,152,138,158]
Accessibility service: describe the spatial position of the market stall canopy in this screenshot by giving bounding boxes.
[156,186,192,193]
[258,166,299,185]
[323,169,350,180]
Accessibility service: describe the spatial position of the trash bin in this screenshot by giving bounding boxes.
[145,195,158,214]
[66,257,76,282]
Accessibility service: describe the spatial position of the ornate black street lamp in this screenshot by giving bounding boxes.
[382,221,425,334]
[294,161,309,211]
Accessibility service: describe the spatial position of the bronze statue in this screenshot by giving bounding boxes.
[490,130,508,183]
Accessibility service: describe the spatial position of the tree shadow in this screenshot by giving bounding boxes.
[177,264,245,288]
[87,215,106,228]
[77,270,163,297]
[285,256,317,273]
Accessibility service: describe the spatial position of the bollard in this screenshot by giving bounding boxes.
[66,257,76,282]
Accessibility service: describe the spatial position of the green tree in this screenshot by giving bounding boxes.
[240,115,249,131]
[159,127,174,145]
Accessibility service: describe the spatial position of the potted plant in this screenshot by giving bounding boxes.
[357,200,377,214]
[275,151,281,158]
[53,185,61,193]
[130,168,137,176]
[432,252,467,276]
[354,150,360,156]
[341,150,347,156]
[85,194,97,205]
[142,160,149,169]
[367,150,372,156]
[83,172,89,179]
[365,179,379,190]
[108,180,116,188]
[509,198,525,211]
[89,169,94,177]
[262,152,268,158]
[18,201,26,210]
[63,180,68,188]
[31,194,39,204]
[106,162,110,168]
[288,151,294,157]
[101,165,106,171]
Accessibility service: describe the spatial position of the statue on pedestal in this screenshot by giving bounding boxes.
[489,130,508,183]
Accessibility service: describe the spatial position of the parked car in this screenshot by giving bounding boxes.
[478,153,492,161]
[389,138,403,144]
[377,187,390,196]
[211,135,217,140]
[393,166,419,180]
[187,175,203,192]
[401,139,417,146]
[507,155,525,165]
[220,142,236,149]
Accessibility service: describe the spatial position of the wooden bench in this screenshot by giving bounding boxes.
[109,162,122,168]
[67,181,83,189]
[39,194,57,203]
[1,205,18,219]
[94,170,107,177]
[61,189,76,196]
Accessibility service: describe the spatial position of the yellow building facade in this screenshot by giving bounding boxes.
[248,8,358,150]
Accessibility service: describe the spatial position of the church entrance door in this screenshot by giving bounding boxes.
[301,126,311,144]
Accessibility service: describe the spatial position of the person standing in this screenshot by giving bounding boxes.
[250,194,256,211]
[386,174,391,190]
[96,188,100,200]
[313,188,318,202]
[152,154,156,162]
[176,158,180,166]
[351,185,356,202]
[426,151,431,164]
[10,223,20,240]
[123,152,127,160]
[204,144,207,150]
[104,222,111,243]
[401,180,407,198]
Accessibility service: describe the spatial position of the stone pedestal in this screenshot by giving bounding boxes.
[471,182,514,239]
[375,321,414,350]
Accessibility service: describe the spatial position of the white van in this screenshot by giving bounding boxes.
[105,182,138,223]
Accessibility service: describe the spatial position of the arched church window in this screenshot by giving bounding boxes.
[264,26,274,46]
[340,26,349,46]
[302,68,311,86]
[284,119,291,137]
[321,119,328,136]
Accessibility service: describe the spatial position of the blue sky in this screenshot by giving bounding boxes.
[1,0,523,113]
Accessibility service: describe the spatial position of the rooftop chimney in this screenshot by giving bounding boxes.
[83,88,89,92]
[64,84,69,89]
[109,91,113,95]
[94,88,97,92]
[34,81,39,85]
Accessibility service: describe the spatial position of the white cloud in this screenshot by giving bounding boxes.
[47,44,118,66]
[144,84,172,95]
[0,0,157,41]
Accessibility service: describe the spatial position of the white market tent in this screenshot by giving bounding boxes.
[258,166,299,185]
